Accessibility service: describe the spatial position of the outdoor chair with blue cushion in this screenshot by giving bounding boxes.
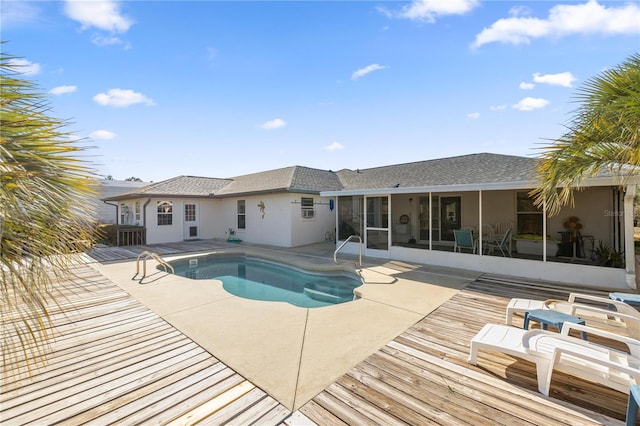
[484,227,512,257]
[453,229,476,254]
[610,292,640,307]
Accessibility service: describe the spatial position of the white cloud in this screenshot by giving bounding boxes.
[1,1,42,27]
[490,105,508,111]
[513,97,550,111]
[508,5,533,18]
[324,142,345,152]
[467,112,480,120]
[533,72,577,88]
[91,33,130,48]
[260,118,286,130]
[90,130,116,140]
[472,0,640,48]
[7,58,41,76]
[93,88,155,107]
[206,46,218,62]
[519,82,535,90]
[64,0,133,33]
[381,0,479,22]
[49,85,77,95]
[351,64,387,80]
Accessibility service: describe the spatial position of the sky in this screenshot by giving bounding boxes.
[2,0,639,182]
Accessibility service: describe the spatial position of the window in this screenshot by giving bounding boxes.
[135,201,141,225]
[120,203,127,224]
[301,197,315,218]
[237,200,246,229]
[157,201,173,226]
[185,204,196,222]
[366,196,388,228]
[516,192,542,235]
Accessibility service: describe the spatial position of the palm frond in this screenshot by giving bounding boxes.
[534,52,640,215]
[1,50,98,382]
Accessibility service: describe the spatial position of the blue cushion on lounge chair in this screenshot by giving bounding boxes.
[610,292,640,307]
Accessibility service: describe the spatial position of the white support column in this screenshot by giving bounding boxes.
[334,197,339,246]
[623,185,636,289]
[542,198,547,262]
[428,193,433,250]
[387,194,392,251]
[478,190,483,256]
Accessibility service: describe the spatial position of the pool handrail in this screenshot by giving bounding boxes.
[334,235,362,267]
[135,250,175,279]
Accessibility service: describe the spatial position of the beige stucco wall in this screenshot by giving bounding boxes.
[124,193,336,247]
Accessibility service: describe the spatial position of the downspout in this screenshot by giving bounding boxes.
[103,201,119,246]
[142,198,151,244]
[623,185,636,289]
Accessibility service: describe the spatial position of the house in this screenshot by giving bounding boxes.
[93,180,149,224]
[321,153,638,290]
[102,166,341,247]
[103,153,639,290]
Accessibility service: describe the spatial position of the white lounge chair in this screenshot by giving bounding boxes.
[468,323,640,396]
[505,293,640,338]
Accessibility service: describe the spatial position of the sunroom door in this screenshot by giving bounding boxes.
[365,196,389,256]
[183,203,199,240]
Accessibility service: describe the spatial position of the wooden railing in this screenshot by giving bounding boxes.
[117,226,146,246]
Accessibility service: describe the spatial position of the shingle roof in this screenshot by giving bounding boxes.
[103,176,232,200]
[103,153,540,201]
[102,166,343,201]
[335,153,538,190]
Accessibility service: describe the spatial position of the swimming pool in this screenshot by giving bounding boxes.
[168,254,362,308]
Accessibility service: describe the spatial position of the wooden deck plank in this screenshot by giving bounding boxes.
[3,245,635,425]
[1,259,289,426]
[298,274,632,425]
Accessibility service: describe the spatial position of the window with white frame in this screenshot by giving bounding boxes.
[185,203,196,222]
[120,203,127,224]
[135,201,141,225]
[237,200,246,229]
[301,197,315,218]
[157,201,173,225]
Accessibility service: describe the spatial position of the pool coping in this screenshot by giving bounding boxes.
[91,245,480,410]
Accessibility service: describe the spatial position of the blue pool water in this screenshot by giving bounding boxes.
[168,254,362,308]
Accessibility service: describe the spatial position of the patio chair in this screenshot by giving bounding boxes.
[468,323,640,396]
[484,227,512,257]
[506,293,640,338]
[454,229,476,254]
[610,292,640,307]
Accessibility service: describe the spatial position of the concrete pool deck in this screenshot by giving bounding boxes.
[91,243,481,411]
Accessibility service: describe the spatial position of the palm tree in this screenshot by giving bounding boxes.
[532,52,640,215]
[1,51,98,378]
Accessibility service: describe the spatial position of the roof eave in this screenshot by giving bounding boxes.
[103,193,212,201]
[320,176,635,197]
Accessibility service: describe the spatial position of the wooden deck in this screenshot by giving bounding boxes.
[2,242,638,425]
[298,275,636,425]
[1,261,290,425]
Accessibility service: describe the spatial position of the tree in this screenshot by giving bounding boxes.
[125,176,142,182]
[532,53,640,215]
[1,51,98,378]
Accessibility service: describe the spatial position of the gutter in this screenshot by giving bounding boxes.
[320,176,640,197]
